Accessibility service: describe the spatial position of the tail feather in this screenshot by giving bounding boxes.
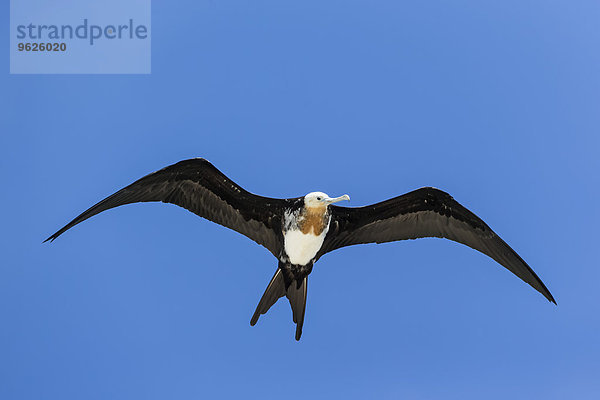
[286,276,308,341]
[250,267,310,341]
[250,269,286,326]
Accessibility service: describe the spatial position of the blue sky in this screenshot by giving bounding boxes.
[2,1,599,399]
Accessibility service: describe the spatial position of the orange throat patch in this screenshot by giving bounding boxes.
[298,205,328,235]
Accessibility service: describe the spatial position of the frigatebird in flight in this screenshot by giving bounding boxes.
[46,158,555,340]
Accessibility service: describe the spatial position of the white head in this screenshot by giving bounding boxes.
[304,191,350,208]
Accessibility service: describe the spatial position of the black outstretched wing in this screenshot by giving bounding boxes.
[45,158,291,257]
[319,187,555,303]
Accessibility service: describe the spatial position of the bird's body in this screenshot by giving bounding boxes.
[283,222,328,266]
[283,195,332,265]
[46,158,555,340]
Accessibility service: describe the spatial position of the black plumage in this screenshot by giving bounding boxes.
[320,188,555,304]
[45,158,292,257]
[46,158,555,340]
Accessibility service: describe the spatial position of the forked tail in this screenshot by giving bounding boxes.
[250,267,309,341]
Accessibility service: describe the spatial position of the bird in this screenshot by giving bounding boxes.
[45,158,555,340]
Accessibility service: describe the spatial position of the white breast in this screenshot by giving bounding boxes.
[283,229,327,266]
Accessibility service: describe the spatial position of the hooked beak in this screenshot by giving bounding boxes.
[325,194,350,204]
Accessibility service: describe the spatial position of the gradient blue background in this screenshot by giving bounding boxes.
[2,1,599,399]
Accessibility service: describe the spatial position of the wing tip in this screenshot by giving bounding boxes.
[536,282,556,305]
[534,275,556,305]
[43,234,57,243]
[44,227,67,243]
